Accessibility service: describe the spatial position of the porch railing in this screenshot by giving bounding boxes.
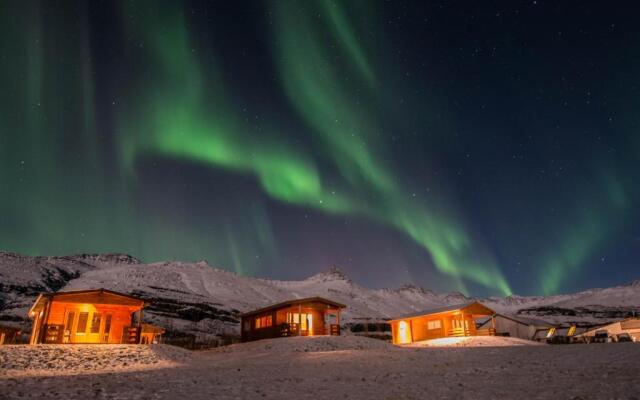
[123,326,141,344]
[476,328,496,336]
[43,324,64,343]
[279,323,341,337]
[447,327,472,337]
[448,327,496,337]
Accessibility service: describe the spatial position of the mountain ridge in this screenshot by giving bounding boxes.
[1,251,638,340]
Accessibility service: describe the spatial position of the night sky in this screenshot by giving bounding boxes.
[1,1,639,296]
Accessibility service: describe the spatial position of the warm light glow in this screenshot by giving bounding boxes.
[547,327,556,338]
[422,337,471,346]
[398,320,410,344]
[567,326,576,337]
[79,303,93,312]
[308,314,313,331]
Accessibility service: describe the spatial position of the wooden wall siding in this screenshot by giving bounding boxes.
[37,301,140,344]
[241,301,343,342]
[621,319,640,330]
[391,309,495,344]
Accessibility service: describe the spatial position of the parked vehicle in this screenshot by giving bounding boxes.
[615,333,632,342]
[591,330,609,343]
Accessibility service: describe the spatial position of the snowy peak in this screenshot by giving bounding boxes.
[395,283,435,296]
[306,266,352,284]
[441,291,469,304]
[67,253,142,265]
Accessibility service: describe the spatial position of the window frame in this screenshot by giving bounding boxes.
[76,312,89,334]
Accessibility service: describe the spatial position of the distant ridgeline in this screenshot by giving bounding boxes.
[1,252,639,345]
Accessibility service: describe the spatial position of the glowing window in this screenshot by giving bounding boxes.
[77,312,89,334]
[427,320,442,330]
[103,315,112,341]
[90,313,102,334]
[255,315,273,329]
[65,312,75,331]
[286,313,311,330]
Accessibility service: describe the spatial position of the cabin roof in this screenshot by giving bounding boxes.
[141,323,166,334]
[390,301,495,321]
[28,288,146,316]
[240,296,346,317]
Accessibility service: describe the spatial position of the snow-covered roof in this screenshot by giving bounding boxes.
[390,301,495,321]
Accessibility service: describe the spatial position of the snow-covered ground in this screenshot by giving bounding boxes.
[1,337,639,399]
[0,344,191,377]
[406,336,545,347]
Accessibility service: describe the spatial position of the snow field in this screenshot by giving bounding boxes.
[1,336,639,399]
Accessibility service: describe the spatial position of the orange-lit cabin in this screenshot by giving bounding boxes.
[390,301,497,345]
[28,288,163,345]
[240,297,346,342]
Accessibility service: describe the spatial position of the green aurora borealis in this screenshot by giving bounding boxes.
[1,1,639,296]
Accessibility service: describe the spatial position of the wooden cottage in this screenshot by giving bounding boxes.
[476,313,554,341]
[28,288,163,345]
[390,301,496,345]
[0,325,22,345]
[240,297,346,342]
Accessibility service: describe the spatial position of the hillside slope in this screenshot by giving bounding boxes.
[1,252,638,340]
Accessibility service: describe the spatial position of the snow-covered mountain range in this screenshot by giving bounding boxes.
[1,251,639,340]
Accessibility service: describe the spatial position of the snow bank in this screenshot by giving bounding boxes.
[0,344,191,377]
[212,335,395,354]
[408,335,545,347]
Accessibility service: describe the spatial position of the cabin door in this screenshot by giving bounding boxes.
[286,312,312,335]
[397,321,412,344]
[67,311,105,343]
[86,312,104,343]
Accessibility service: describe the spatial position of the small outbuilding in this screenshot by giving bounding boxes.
[0,325,22,345]
[28,288,163,344]
[575,317,640,342]
[390,301,496,345]
[477,313,555,341]
[240,297,346,342]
